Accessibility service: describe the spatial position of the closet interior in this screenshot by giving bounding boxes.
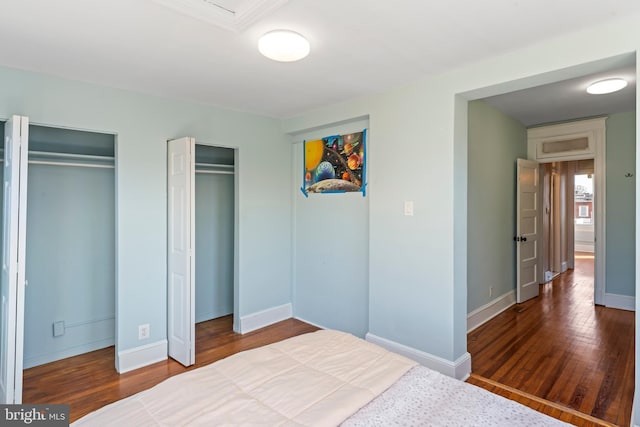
[194,144,235,324]
[1,121,116,369]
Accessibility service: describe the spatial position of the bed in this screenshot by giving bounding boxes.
[72,330,568,426]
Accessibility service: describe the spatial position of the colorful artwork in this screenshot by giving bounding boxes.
[301,130,367,196]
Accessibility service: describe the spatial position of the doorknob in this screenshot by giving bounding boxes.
[521,236,527,242]
[513,236,527,242]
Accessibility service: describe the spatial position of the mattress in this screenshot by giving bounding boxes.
[73,330,569,426]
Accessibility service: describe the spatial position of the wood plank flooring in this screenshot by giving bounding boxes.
[467,374,617,427]
[23,316,318,423]
[468,254,635,426]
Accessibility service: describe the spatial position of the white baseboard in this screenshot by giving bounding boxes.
[467,290,515,333]
[604,293,635,311]
[365,333,471,380]
[116,340,167,373]
[239,303,292,334]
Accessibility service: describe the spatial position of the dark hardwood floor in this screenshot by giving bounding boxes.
[23,316,318,423]
[468,253,635,426]
[467,374,617,427]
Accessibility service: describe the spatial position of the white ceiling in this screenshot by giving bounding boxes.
[484,63,636,127]
[0,0,638,119]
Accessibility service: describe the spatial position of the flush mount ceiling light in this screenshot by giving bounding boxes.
[258,30,310,62]
[586,78,628,94]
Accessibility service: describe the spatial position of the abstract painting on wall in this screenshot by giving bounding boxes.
[301,129,367,196]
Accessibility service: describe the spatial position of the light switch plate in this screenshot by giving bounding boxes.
[404,201,414,216]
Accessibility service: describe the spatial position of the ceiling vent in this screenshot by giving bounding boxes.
[153,0,289,32]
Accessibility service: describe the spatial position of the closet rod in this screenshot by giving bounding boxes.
[28,160,115,169]
[195,163,233,169]
[195,170,234,175]
[29,150,115,161]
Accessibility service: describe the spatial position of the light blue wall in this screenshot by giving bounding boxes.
[0,65,290,357]
[606,111,636,296]
[467,100,527,313]
[23,164,115,368]
[290,118,369,337]
[195,172,234,322]
[283,15,640,375]
[285,85,462,360]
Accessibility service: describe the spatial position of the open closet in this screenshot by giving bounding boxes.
[194,144,234,323]
[0,120,116,370]
[167,138,235,367]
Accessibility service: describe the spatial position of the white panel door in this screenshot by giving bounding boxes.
[167,137,195,366]
[0,115,29,403]
[516,158,539,304]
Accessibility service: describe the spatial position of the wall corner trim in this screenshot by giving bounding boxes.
[116,339,168,374]
[365,333,472,380]
[467,290,516,333]
[292,316,329,331]
[239,303,292,334]
[604,293,635,311]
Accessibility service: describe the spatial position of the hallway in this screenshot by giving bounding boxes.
[467,254,634,426]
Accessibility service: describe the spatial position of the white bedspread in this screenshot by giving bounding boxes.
[73,330,417,426]
[342,366,570,427]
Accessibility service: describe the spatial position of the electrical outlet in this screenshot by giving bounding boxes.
[138,324,150,340]
[489,287,493,297]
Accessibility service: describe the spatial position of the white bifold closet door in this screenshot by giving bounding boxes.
[167,137,195,367]
[0,115,29,404]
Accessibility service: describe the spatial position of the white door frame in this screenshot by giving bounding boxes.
[527,117,606,305]
[1,115,29,404]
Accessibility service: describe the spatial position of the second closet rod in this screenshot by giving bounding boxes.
[28,160,115,169]
[195,169,234,175]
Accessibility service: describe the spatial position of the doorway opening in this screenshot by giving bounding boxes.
[540,160,595,303]
[574,172,594,254]
[167,137,237,367]
[1,118,116,403]
[24,124,116,368]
